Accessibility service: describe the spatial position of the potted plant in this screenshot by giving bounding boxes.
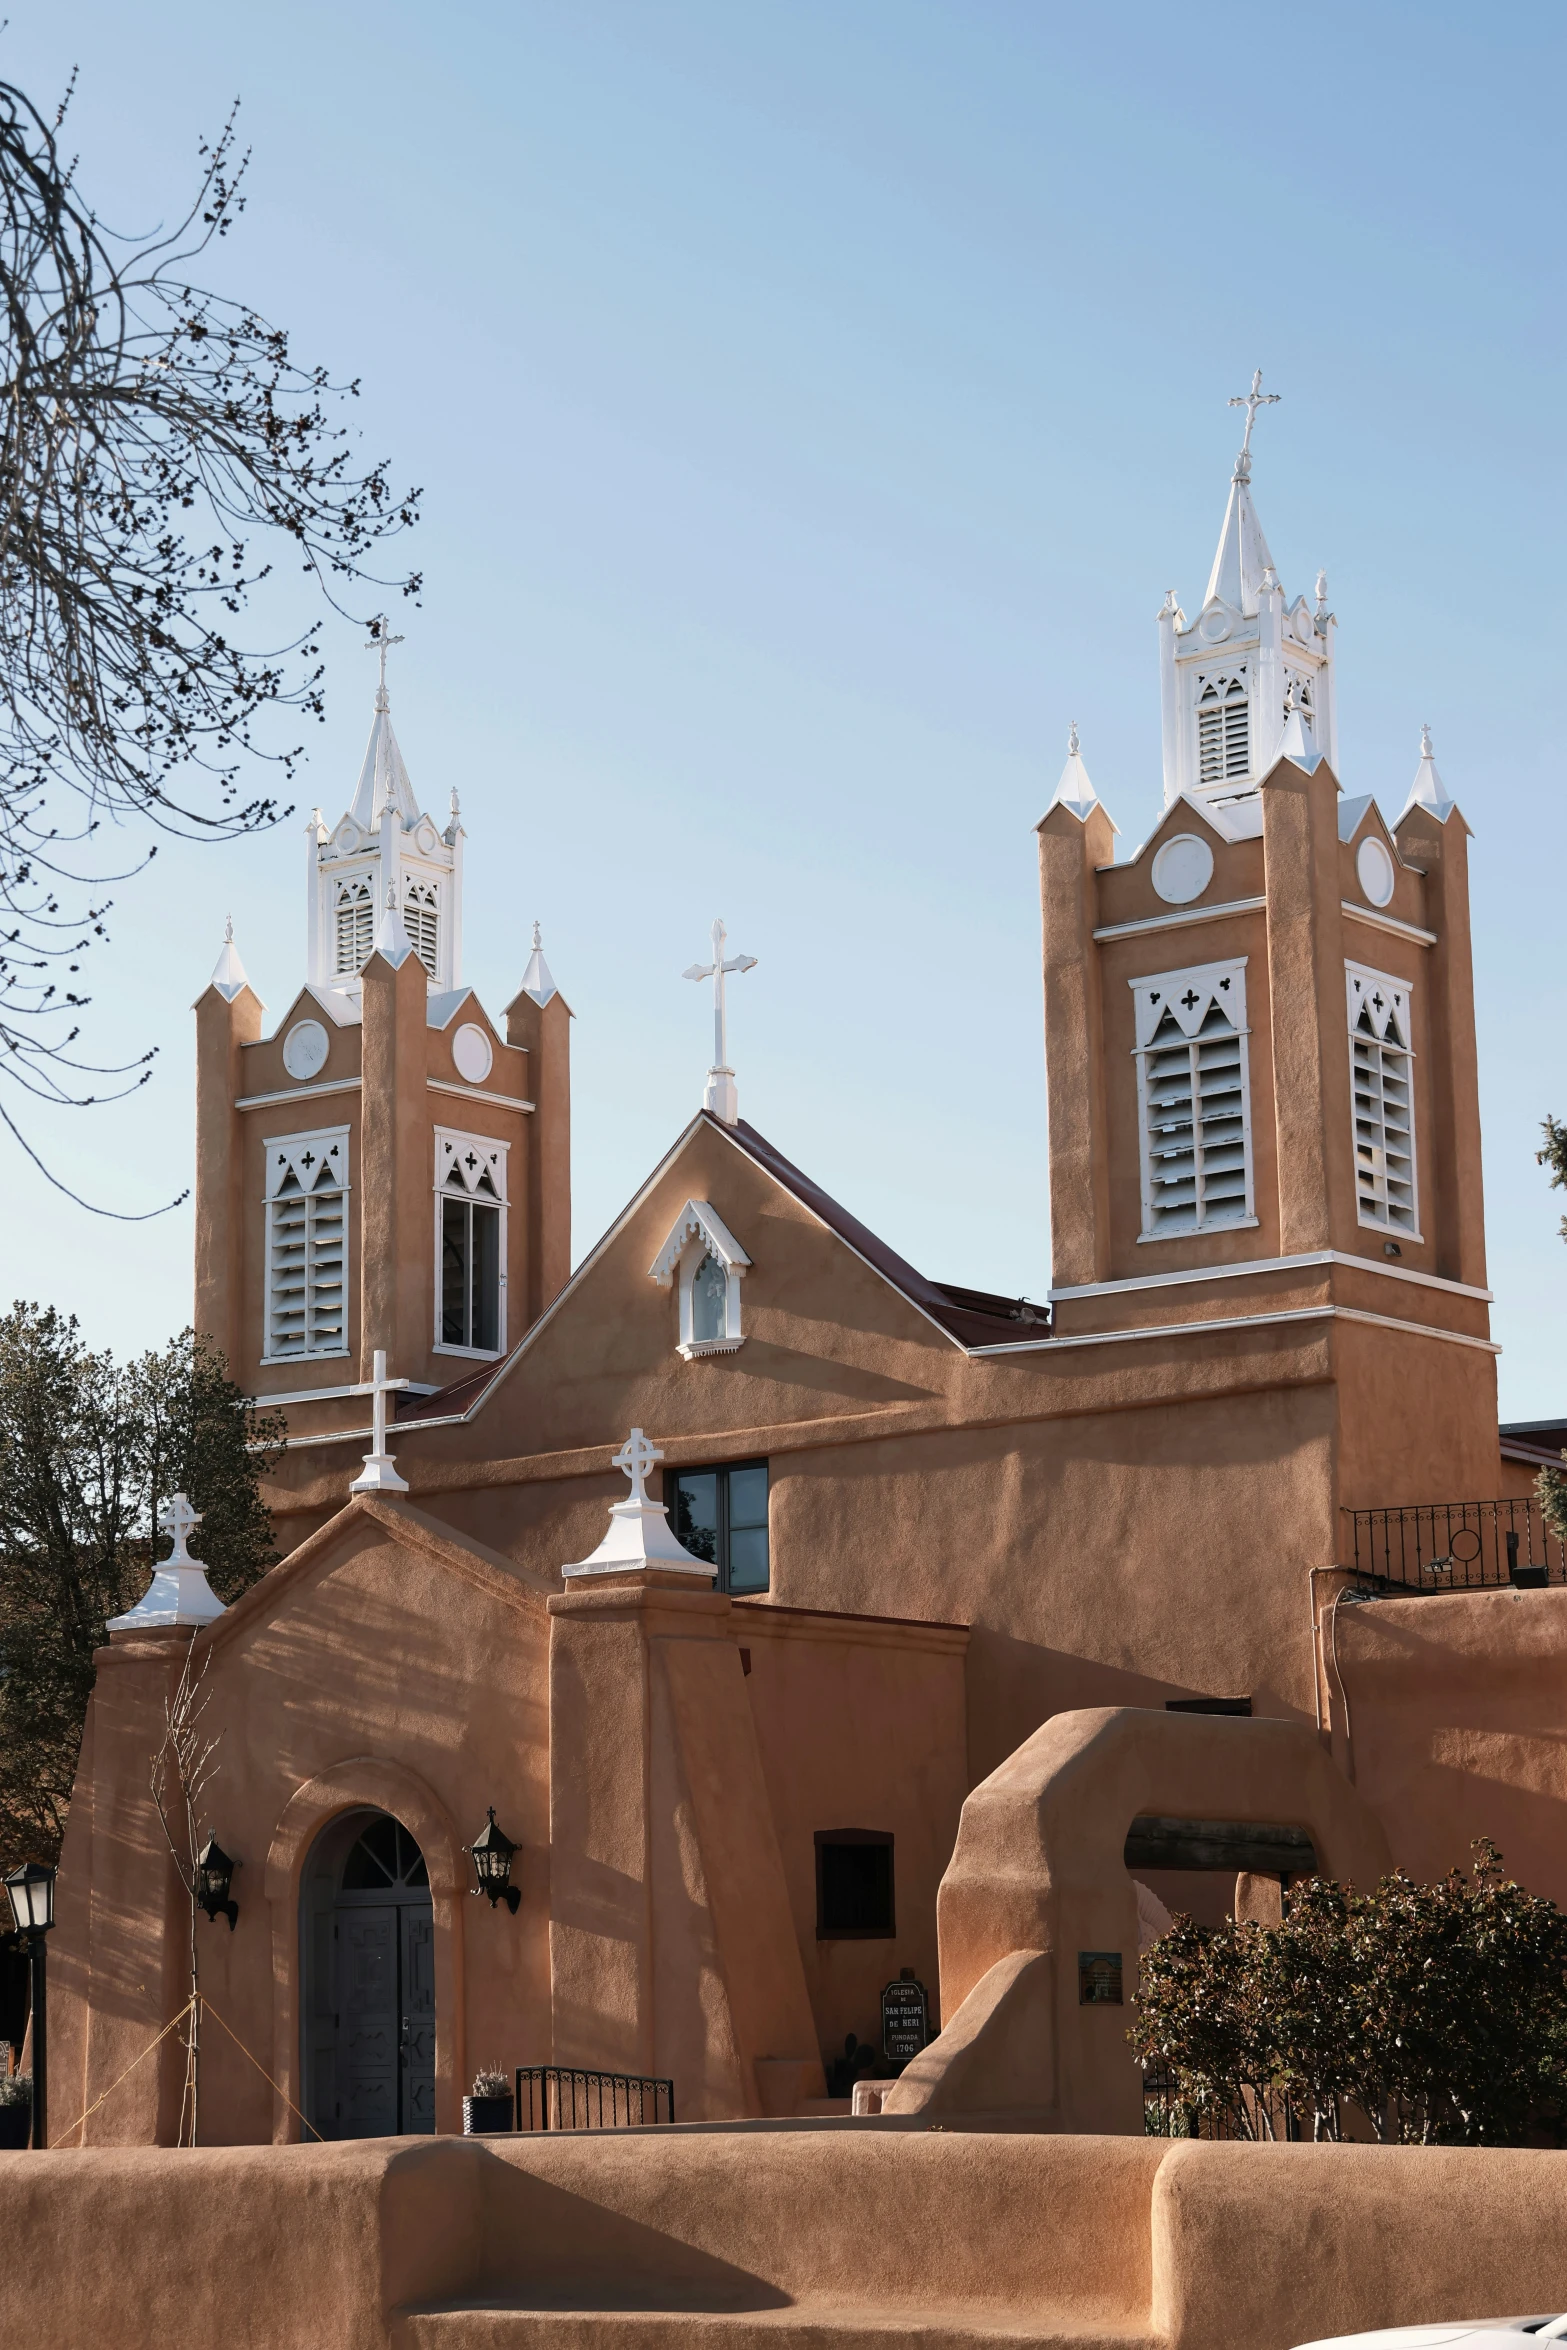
[463,2065,513,2135]
[0,2072,31,2150]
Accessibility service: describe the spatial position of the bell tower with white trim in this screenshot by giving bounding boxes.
[305,619,465,999]
[1158,372,1338,810]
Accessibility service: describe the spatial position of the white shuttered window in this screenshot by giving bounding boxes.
[263,1128,350,1360]
[1347,964,1419,1236]
[1197,676,1250,785]
[1132,960,1255,1238]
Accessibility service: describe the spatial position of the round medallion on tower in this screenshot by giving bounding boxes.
[282,1019,330,1081]
[1151,834,1215,906]
[1356,837,1396,909]
[452,1023,493,1084]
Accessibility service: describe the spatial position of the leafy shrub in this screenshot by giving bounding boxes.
[1131,1842,1567,2145]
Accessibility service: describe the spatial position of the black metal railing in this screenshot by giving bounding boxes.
[1342,1498,1567,1596]
[514,2065,675,2131]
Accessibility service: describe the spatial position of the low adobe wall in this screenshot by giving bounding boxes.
[4,2129,1567,2350]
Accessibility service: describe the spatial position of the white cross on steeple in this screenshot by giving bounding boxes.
[159,1492,202,1567]
[1227,369,1280,481]
[613,1426,663,1506]
[365,615,405,708]
[349,1348,411,1495]
[683,917,757,1127]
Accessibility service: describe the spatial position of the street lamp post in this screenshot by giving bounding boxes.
[4,1862,57,2148]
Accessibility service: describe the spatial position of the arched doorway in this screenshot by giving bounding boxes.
[300,1808,435,2139]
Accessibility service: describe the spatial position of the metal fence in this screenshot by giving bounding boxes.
[1341,1498,1566,1596]
[514,2065,675,2131]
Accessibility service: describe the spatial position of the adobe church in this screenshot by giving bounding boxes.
[47,391,1565,2146]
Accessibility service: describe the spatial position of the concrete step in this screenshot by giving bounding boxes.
[394,2304,1160,2350]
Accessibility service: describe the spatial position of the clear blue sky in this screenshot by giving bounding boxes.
[4,2,1563,1424]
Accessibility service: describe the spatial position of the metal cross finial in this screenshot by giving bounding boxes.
[159,1492,202,1567]
[224,914,234,944]
[365,614,405,705]
[683,917,757,1126]
[1228,369,1280,478]
[613,1426,663,1508]
[1067,721,1080,757]
[1420,722,1434,758]
[532,920,542,951]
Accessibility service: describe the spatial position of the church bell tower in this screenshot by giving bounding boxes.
[192,626,572,1444]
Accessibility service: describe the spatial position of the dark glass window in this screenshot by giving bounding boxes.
[341,1814,429,1891]
[441,1190,501,1350]
[815,1830,894,1939]
[670,1459,769,1593]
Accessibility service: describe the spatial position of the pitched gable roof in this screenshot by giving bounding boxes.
[396,1111,1045,1427]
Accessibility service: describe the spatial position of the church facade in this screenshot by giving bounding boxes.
[47,405,1566,2146]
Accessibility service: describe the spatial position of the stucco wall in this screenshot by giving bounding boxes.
[4,2132,1567,2350]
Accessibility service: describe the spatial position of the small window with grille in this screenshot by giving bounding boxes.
[1132,960,1255,1239]
[1347,964,1419,1236]
[434,1129,507,1355]
[403,878,439,978]
[263,1128,350,1360]
[1196,675,1250,785]
[334,877,376,976]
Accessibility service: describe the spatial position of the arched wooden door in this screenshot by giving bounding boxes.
[300,1808,436,2139]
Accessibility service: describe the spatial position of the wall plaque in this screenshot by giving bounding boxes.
[881,1967,930,2063]
[1077,1950,1124,2005]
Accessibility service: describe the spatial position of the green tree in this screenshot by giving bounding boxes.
[1132,1844,1567,2146]
[0,1304,282,1870]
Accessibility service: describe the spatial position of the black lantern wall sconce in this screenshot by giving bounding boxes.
[466,1809,521,1914]
[195,1836,240,1930]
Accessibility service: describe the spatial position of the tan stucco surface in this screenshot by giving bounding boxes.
[4,2132,1567,2350]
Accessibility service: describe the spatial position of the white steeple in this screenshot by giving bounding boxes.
[205,917,257,1005]
[521,921,557,1008]
[1159,374,1338,809]
[305,623,464,1000]
[1044,724,1114,826]
[1401,723,1457,823]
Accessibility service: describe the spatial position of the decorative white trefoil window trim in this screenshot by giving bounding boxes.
[261,1124,351,1364]
[1346,961,1421,1241]
[1130,957,1256,1241]
[648,1198,751,1359]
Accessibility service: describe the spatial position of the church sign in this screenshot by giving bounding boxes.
[881,1967,930,2065]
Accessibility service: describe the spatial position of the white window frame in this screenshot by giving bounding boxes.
[402,873,440,979]
[648,1198,751,1359]
[333,872,376,977]
[261,1126,351,1364]
[1195,669,1251,787]
[432,1126,509,1359]
[1131,958,1257,1241]
[1346,962,1422,1240]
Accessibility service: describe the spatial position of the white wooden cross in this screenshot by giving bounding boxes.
[159,1491,202,1567]
[349,1348,411,1494]
[1228,368,1280,470]
[613,1426,663,1508]
[365,615,405,701]
[683,917,757,1125]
